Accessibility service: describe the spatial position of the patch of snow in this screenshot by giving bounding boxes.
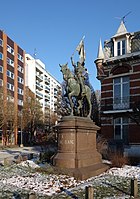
[1,160,140,197]
[106,165,140,180]
[19,160,40,169]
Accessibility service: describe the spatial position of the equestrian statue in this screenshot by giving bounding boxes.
[60,37,92,118]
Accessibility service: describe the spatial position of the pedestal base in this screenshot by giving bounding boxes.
[53,116,109,180]
[65,163,108,180]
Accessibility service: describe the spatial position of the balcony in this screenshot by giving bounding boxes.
[36,82,43,90]
[113,97,130,110]
[36,91,43,99]
[45,77,50,84]
[101,97,130,112]
[45,85,50,92]
[45,101,50,108]
[36,73,43,81]
[54,91,57,98]
[45,94,50,101]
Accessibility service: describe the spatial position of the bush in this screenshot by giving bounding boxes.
[39,151,55,163]
[97,135,108,159]
[110,152,129,168]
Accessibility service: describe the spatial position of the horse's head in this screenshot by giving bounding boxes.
[59,63,68,73]
[59,63,70,81]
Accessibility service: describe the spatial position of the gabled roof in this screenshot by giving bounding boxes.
[112,21,128,38]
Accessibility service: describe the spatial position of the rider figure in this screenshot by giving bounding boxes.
[71,56,86,95]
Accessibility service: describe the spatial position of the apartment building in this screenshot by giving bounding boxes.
[0,29,61,145]
[0,30,25,144]
[94,21,140,154]
[25,54,61,114]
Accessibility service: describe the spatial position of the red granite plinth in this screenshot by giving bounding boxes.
[53,116,108,180]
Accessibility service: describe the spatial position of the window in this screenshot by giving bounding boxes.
[0,66,3,73]
[18,76,24,84]
[7,58,14,67]
[122,40,125,55]
[0,79,3,86]
[18,65,23,73]
[11,73,14,79]
[7,95,14,102]
[18,99,23,106]
[11,85,14,91]
[0,39,3,46]
[10,60,13,66]
[7,45,14,55]
[0,53,3,60]
[113,76,129,110]
[18,88,23,95]
[7,83,14,91]
[117,40,126,56]
[117,42,120,56]
[7,70,14,79]
[114,117,128,143]
[7,83,10,89]
[18,54,23,62]
[7,58,10,64]
[7,70,10,77]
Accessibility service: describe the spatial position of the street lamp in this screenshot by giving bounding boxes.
[20,110,23,147]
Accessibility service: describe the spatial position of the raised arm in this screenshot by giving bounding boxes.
[71,56,76,68]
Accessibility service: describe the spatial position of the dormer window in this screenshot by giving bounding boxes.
[117,40,126,56]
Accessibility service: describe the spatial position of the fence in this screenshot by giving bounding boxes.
[10,178,139,199]
[85,179,139,199]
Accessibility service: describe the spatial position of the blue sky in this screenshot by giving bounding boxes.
[1,0,140,90]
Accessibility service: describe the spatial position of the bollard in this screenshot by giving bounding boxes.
[131,178,138,197]
[13,192,21,199]
[85,186,94,199]
[30,153,33,159]
[39,152,43,161]
[28,153,33,160]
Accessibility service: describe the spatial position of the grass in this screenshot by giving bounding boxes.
[36,175,138,198]
[0,162,140,199]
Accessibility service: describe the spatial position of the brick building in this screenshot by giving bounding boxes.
[0,30,25,145]
[94,21,140,154]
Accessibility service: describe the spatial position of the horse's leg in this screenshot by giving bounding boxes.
[68,92,74,116]
[86,91,92,118]
[77,99,82,116]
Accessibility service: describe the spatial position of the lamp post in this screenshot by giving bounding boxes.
[20,110,23,147]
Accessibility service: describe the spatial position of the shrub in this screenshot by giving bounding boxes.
[96,135,108,159]
[110,152,129,168]
[39,151,55,163]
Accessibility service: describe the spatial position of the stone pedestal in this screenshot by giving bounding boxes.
[53,116,108,180]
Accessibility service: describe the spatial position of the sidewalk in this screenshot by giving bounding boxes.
[0,145,42,163]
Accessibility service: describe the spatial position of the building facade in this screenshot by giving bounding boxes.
[0,30,25,144]
[25,54,61,115]
[0,31,61,145]
[95,21,140,153]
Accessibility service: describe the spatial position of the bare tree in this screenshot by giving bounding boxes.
[22,87,44,143]
[44,108,58,132]
[0,87,16,145]
[127,101,140,126]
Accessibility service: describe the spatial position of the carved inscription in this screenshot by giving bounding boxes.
[59,133,74,145]
[59,139,74,145]
[64,140,74,144]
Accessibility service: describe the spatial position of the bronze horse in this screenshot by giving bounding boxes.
[60,63,91,118]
